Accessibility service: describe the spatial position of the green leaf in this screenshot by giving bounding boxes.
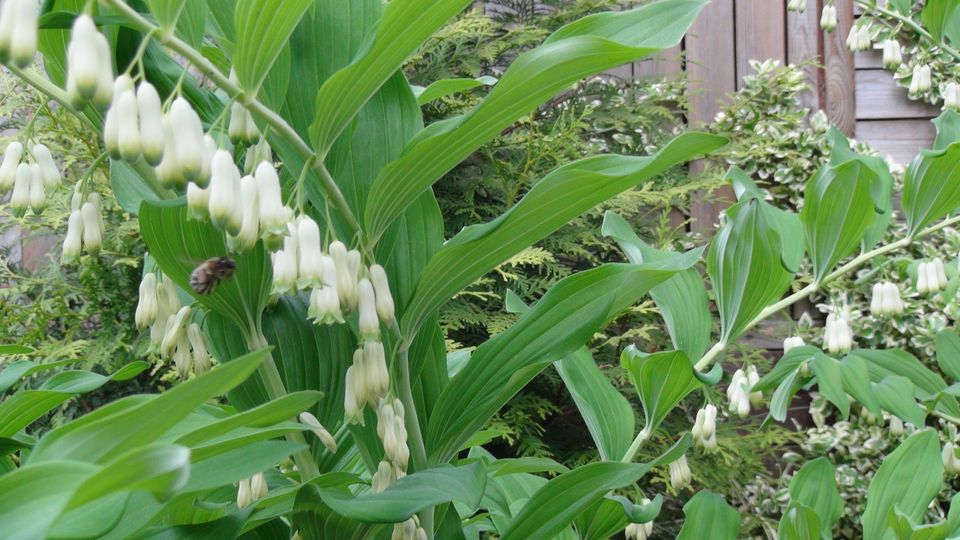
[607,494,663,523]
[708,197,796,343]
[922,0,960,42]
[675,490,741,540]
[183,440,306,492]
[0,461,97,540]
[901,110,960,236]
[144,0,187,31]
[0,345,31,355]
[839,355,883,418]
[28,349,268,464]
[308,0,473,153]
[175,0,207,48]
[752,346,819,393]
[233,0,312,94]
[67,443,190,509]
[317,463,485,523]
[789,457,843,539]
[400,132,724,338]
[862,430,944,540]
[0,358,76,392]
[800,129,888,282]
[849,348,960,417]
[873,376,927,427]
[292,482,378,540]
[174,391,322,447]
[726,167,805,272]
[769,370,803,422]
[364,0,714,238]
[602,210,711,360]
[139,199,271,331]
[426,257,698,464]
[810,354,850,419]
[555,348,634,462]
[779,503,822,540]
[621,348,701,435]
[936,329,960,382]
[500,435,691,540]
[413,76,497,105]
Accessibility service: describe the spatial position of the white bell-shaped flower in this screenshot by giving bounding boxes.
[371,460,395,493]
[882,40,902,70]
[787,0,805,12]
[823,313,853,355]
[911,64,932,94]
[943,442,960,475]
[727,369,751,418]
[297,217,324,288]
[0,141,23,191]
[944,82,960,110]
[10,162,31,216]
[67,15,112,106]
[668,454,692,490]
[135,273,159,329]
[330,241,359,311]
[344,362,365,424]
[783,336,805,353]
[363,341,390,400]
[198,135,217,187]
[170,97,205,182]
[308,284,344,325]
[154,115,183,188]
[249,472,268,504]
[187,323,211,374]
[137,82,165,165]
[692,404,718,450]
[228,175,260,253]
[30,143,60,189]
[254,161,288,235]
[358,278,380,341]
[228,102,248,145]
[872,281,905,316]
[208,149,243,235]
[889,415,905,436]
[745,365,763,406]
[820,5,837,31]
[187,182,210,220]
[103,75,133,159]
[27,163,45,213]
[369,264,396,325]
[116,89,142,162]
[271,225,299,294]
[6,0,38,68]
[160,305,191,358]
[61,209,84,263]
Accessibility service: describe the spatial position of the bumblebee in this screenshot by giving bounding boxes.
[189,256,236,294]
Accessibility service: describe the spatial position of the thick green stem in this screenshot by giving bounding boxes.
[620,427,651,463]
[101,0,363,240]
[693,214,960,372]
[247,330,321,481]
[855,1,960,61]
[396,346,434,537]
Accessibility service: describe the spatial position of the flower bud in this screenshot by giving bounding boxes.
[944,82,960,110]
[889,415,904,436]
[228,102,247,145]
[668,454,692,490]
[358,278,380,341]
[137,82,165,165]
[271,229,299,294]
[299,411,338,453]
[249,472,268,504]
[208,149,243,235]
[67,15,101,102]
[30,143,60,189]
[236,478,252,509]
[27,163,45,213]
[820,5,837,32]
[80,201,102,254]
[911,64,932,94]
[160,305,191,358]
[255,161,287,235]
[157,273,181,317]
[117,89,142,162]
[10,162,31,215]
[783,336,805,353]
[187,323,211,374]
[787,0,805,12]
[170,97,205,182]
[297,217,324,288]
[369,264,396,325]
[8,0,38,68]
[0,141,23,191]
[62,209,84,263]
[372,460,395,493]
[136,273,159,329]
[173,334,192,379]
[882,40,902,70]
[187,182,210,220]
[228,175,260,253]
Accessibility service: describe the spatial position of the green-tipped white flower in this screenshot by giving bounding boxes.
[823,313,853,355]
[62,209,83,263]
[943,82,960,110]
[358,278,380,341]
[91,34,113,108]
[299,411,338,453]
[254,161,288,235]
[187,323,212,374]
[783,336,805,353]
[625,520,654,540]
[910,64,932,94]
[0,141,23,191]
[882,40,902,70]
[186,182,210,220]
[10,162,31,216]
[170,97,205,182]
[917,259,948,294]
[173,333,192,379]
[160,305,191,358]
[237,473,267,509]
[745,365,762,407]
[296,217,324,288]
[871,281,904,316]
[103,75,134,159]
[371,460,395,493]
[369,264,395,325]
[228,102,258,145]
[208,149,243,234]
[5,0,38,68]
[787,0,805,12]
[944,442,960,475]
[330,240,359,312]
[27,163,44,213]
[228,175,260,253]
[668,454,692,490]
[308,284,344,325]
[135,273,159,329]
[154,115,183,188]
[0,0,16,63]
[66,15,113,106]
[344,362,364,424]
[692,403,717,450]
[30,143,60,188]
[363,341,389,400]
[846,25,871,52]
[889,415,904,436]
[271,225,299,294]
[726,369,751,418]
[820,4,837,32]
[137,82,165,165]
[117,89,141,162]
[79,202,101,254]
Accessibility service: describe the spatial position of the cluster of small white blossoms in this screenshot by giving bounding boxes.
[882,40,903,70]
[691,403,717,451]
[135,270,212,378]
[103,75,165,166]
[391,515,428,540]
[0,0,38,68]
[823,308,854,355]
[624,502,655,540]
[845,24,872,52]
[943,442,960,475]
[63,185,105,263]
[66,15,115,109]
[668,454,692,490]
[870,281,904,316]
[0,140,61,216]
[910,64,933,95]
[236,472,268,509]
[786,0,805,13]
[820,4,838,32]
[783,335,805,353]
[917,258,949,294]
[727,366,761,419]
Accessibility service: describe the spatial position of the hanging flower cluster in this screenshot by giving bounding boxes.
[103,76,165,165]
[1,141,61,216]
[823,310,854,355]
[691,403,717,450]
[63,186,105,262]
[917,258,948,294]
[846,24,872,52]
[910,64,933,95]
[870,281,904,316]
[727,367,760,418]
[783,336,805,353]
[820,5,838,32]
[236,472,268,509]
[882,40,903,70]
[66,15,114,109]
[668,454,692,490]
[0,0,37,68]
[786,0,805,13]
[624,510,654,540]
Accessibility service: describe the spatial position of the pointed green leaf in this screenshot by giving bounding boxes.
[400,132,723,339]
[839,355,883,418]
[621,348,701,434]
[862,430,944,540]
[67,444,191,509]
[144,0,187,31]
[849,348,960,417]
[752,346,820,393]
[779,503,822,540]
[901,111,960,236]
[414,76,497,105]
[873,376,927,427]
[0,461,97,540]
[0,358,76,393]
[789,457,843,538]
[232,0,312,94]
[770,370,803,422]
[936,329,960,382]
[811,354,850,419]
[675,490,741,540]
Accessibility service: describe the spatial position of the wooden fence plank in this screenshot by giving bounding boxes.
[825,0,856,134]
[855,118,936,164]
[633,45,683,80]
[855,69,940,119]
[734,0,787,89]
[788,0,825,110]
